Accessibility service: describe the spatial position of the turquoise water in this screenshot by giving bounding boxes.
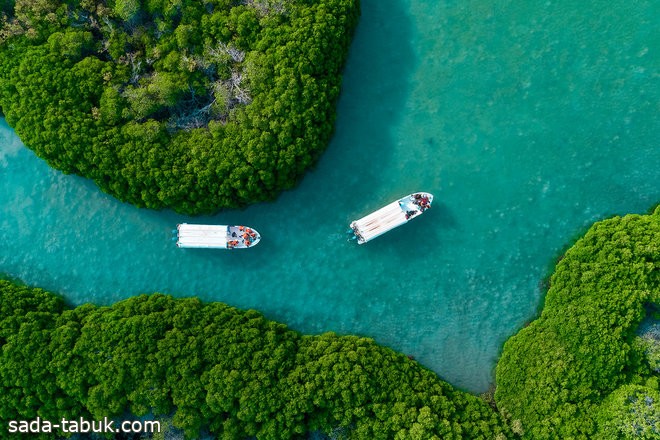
[1,0,658,393]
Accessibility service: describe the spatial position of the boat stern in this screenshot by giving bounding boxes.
[349,221,366,244]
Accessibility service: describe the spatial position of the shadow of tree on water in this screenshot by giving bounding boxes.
[297,0,417,206]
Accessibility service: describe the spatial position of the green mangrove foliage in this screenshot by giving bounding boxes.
[495,207,660,439]
[0,0,360,214]
[0,279,510,439]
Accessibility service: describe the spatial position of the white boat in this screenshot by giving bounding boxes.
[349,192,433,244]
[176,224,261,249]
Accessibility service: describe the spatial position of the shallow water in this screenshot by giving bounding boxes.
[1,0,658,392]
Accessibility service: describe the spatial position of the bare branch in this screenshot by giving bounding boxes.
[243,0,289,16]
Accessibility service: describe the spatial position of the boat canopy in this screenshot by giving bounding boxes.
[352,201,408,243]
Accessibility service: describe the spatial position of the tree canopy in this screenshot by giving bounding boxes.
[0,279,510,439]
[495,206,660,439]
[0,0,360,214]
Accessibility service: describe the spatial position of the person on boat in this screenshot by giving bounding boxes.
[413,194,427,209]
